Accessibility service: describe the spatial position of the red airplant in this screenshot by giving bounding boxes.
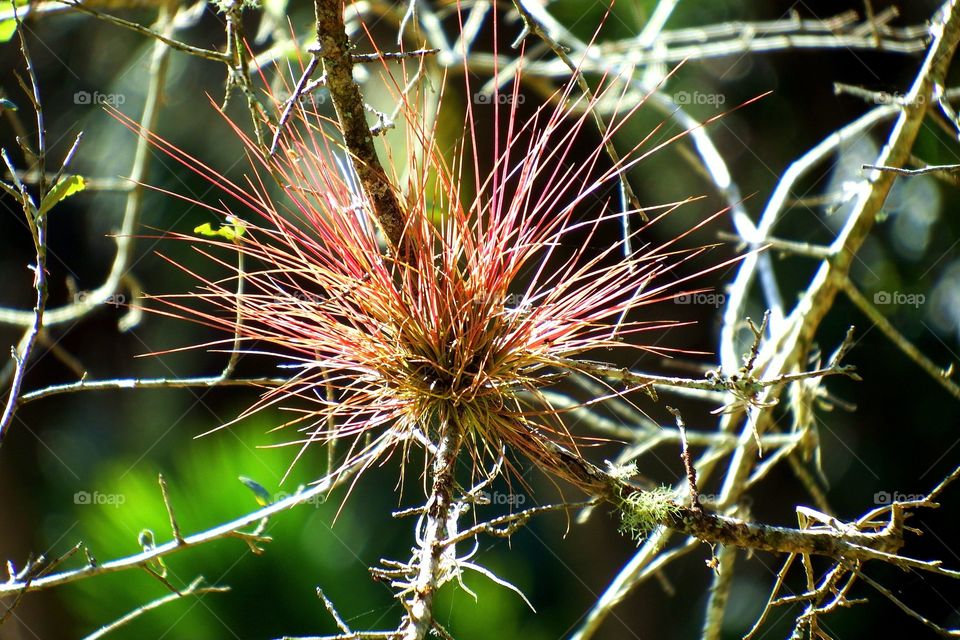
[111,31,738,498]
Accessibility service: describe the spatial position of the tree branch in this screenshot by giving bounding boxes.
[313,0,408,256]
[399,422,462,640]
[17,376,287,406]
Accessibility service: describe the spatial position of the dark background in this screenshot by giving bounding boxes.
[1,1,959,638]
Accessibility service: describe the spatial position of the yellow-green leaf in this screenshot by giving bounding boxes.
[194,216,246,241]
[37,175,86,216]
[238,475,273,507]
[0,20,15,43]
[0,0,28,43]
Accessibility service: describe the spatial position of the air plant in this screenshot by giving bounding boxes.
[114,33,737,504]
[104,14,758,637]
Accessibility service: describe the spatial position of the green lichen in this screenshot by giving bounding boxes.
[618,486,681,542]
[606,461,638,481]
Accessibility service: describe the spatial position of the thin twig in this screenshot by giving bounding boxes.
[317,588,352,634]
[511,0,646,222]
[82,576,229,640]
[313,0,408,256]
[863,162,960,176]
[0,3,47,449]
[445,500,597,547]
[667,407,700,510]
[351,48,441,63]
[270,52,322,156]
[18,376,287,405]
[842,278,960,401]
[158,474,185,546]
[58,0,229,63]
[220,247,245,379]
[855,570,960,638]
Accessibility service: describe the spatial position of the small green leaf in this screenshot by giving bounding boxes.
[194,216,246,241]
[137,529,155,550]
[0,0,28,43]
[238,475,273,507]
[0,20,15,43]
[137,528,167,576]
[37,175,86,216]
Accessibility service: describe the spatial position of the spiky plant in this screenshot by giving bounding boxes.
[116,42,733,498]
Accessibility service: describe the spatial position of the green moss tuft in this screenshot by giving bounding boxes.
[618,487,681,542]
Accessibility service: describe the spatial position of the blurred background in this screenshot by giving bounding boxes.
[1,0,959,638]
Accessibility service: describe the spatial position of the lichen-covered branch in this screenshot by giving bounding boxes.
[538,433,949,565]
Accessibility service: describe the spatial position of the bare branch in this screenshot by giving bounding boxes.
[18,376,287,405]
[0,3,48,448]
[81,576,229,640]
[57,0,229,63]
[313,0,408,256]
[842,278,960,401]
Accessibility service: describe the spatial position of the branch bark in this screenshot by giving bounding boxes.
[313,0,408,256]
[400,422,462,640]
[541,436,909,561]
